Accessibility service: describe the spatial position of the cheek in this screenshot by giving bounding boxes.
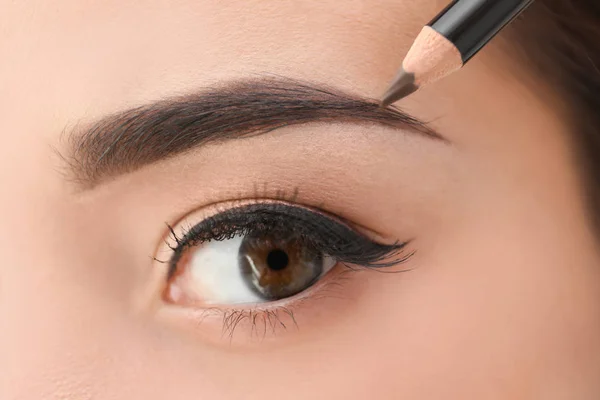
[321,204,600,398]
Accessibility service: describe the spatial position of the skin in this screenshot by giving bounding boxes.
[1,0,600,398]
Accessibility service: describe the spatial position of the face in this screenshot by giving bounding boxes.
[2,0,600,398]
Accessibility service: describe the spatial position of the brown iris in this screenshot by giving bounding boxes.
[238,233,324,300]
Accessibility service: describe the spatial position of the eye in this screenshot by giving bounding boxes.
[160,200,409,308]
[165,231,337,305]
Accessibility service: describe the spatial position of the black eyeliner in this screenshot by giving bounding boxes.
[166,202,411,279]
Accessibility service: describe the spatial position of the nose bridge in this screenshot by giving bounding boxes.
[1,274,92,398]
[0,239,135,400]
[0,129,99,397]
[0,192,88,398]
[0,282,139,400]
[0,157,168,399]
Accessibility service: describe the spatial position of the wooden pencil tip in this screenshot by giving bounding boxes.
[380,68,418,108]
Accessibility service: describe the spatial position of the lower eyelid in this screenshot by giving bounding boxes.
[155,265,362,345]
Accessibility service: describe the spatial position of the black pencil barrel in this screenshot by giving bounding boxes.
[429,0,533,63]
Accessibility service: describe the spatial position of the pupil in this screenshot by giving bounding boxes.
[266,249,289,271]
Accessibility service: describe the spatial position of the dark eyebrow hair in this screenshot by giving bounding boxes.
[65,77,443,188]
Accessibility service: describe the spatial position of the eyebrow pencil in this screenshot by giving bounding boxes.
[380,0,534,107]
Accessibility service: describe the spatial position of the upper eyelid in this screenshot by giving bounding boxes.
[180,203,359,242]
[162,196,394,247]
[161,200,410,282]
[163,199,376,253]
[163,201,361,268]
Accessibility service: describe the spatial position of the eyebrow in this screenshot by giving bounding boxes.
[65,77,443,188]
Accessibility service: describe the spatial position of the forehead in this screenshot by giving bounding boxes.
[1,0,442,115]
[1,0,559,154]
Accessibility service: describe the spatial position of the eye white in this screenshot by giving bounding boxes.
[187,234,261,305]
[183,234,336,305]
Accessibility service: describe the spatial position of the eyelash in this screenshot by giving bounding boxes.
[166,202,410,275]
[187,269,357,342]
[159,200,413,341]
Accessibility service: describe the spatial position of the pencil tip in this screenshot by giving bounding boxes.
[380,68,418,108]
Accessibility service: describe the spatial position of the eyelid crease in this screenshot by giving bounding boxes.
[154,195,394,259]
[168,197,396,243]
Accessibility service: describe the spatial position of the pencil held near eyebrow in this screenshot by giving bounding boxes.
[380,0,534,107]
